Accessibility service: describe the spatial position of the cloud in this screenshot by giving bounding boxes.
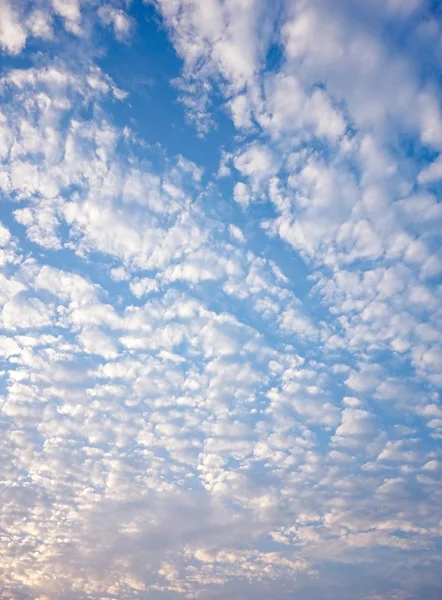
[50,0,83,36]
[418,155,442,183]
[98,5,134,42]
[152,0,278,131]
[153,0,274,87]
[0,0,27,55]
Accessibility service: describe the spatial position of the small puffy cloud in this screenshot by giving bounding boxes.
[343,396,362,407]
[346,365,382,393]
[0,0,27,55]
[234,143,279,183]
[129,277,158,298]
[98,6,134,42]
[229,224,245,243]
[110,267,129,282]
[26,9,53,40]
[78,327,118,359]
[1,296,54,330]
[422,459,439,471]
[229,93,253,129]
[335,408,374,437]
[51,0,82,35]
[418,155,442,184]
[331,407,376,450]
[278,306,317,339]
[233,181,251,207]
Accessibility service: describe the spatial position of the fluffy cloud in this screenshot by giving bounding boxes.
[0,0,27,54]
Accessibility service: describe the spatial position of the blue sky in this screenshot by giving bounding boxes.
[0,1,442,599]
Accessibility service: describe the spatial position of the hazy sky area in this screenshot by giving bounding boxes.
[0,0,442,598]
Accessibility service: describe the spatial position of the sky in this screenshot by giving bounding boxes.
[0,0,442,599]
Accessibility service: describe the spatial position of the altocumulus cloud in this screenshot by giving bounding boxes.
[0,1,442,599]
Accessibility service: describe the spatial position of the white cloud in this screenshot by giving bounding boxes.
[51,0,82,35]
[233,181,251,207]
[98,5,133,42]
[78,327,118,359]
[129,277,158,298]
[345,364,382,393]
[153,0,277,130]
[1,296,54,330]
[229,224,245,243]
[0,0,27,55]
[26,9,53,40]
[418,155,442,183]
[234,143,279,183]
[154,0,272,88]
[422,459,439,471]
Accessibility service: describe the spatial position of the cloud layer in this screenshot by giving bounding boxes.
[0,1,441,599]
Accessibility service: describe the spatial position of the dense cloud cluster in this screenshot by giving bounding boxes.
[0,1,441,599]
